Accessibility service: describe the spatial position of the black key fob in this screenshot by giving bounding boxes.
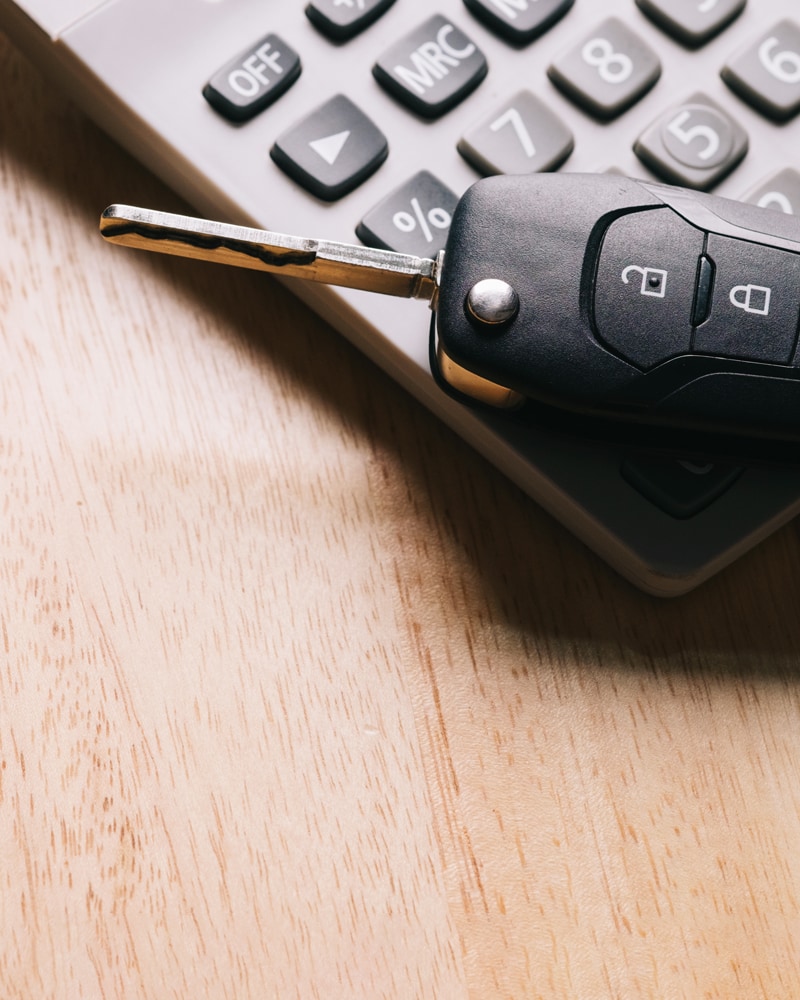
[434,173,800,461]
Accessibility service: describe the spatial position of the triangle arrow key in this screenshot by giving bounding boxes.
[271,95,388,200]
[309,129,351,165]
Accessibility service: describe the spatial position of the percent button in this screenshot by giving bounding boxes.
[356,170,459,257]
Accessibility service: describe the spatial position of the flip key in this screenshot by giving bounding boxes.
[99,173,800,461]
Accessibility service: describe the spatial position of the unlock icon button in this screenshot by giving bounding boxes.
[622,264,668,298]
[593,209,703,369]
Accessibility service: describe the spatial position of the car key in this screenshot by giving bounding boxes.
[99,172,800,462]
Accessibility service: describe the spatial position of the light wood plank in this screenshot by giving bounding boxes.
[2,32,800,1000]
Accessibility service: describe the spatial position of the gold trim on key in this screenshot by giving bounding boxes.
[436,344,524,409]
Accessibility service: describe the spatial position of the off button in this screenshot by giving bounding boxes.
[203,34,301,122]
[593,208,704,369]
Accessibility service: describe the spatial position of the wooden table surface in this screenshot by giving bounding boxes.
[2,32,800,1000]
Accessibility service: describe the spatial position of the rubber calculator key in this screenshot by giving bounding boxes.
[270,95,388,200]
[635,0,745,48]
[305,0,397,41]
[457,90,574,175]
[547,17,661,119]
[203,34,302,123]
[634,92,748,189]
[721,19,800,121]
[356,170,458,256]
[462,0,574,45]
[372,15,488,118]
[621,455,743,519]
[744,168,800,214]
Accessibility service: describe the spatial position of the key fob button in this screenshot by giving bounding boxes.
[692,235,800,363]
[593,209,704,368]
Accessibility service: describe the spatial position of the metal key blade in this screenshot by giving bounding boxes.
[100,205,440,302]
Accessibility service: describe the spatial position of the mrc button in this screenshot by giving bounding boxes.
[373,15,487,118]
[693,234,800,363]
[593,208,704,368]
[204,34,301,122]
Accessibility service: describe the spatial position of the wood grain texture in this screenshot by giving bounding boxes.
[1,31,800,1000]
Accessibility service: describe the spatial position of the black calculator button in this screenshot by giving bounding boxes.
[203,34,301,123]
[270,95,388,201]
[635,0,745,48]
[721,19,800,122]
[305,0,397,41]
[634,92,748,190]
[621,455,743,519]
[457,90,573,176]
[692,234,800,363]
[593,209,703,369]
[356,171,458,256]
[547,17,661,120]
[462,0,574,45]
[372,15,488,118]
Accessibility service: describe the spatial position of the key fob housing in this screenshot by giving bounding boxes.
[435,173,800,450]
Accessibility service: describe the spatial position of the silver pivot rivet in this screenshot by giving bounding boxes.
[466,278,519,329]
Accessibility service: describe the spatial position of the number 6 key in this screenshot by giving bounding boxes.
[722,18,800,121]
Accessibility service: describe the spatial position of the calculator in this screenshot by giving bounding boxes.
[3,0,800,595]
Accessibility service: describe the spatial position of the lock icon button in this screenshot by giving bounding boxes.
[693,233,800,364]
[621,264,668,298]
[729,283,771,316]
